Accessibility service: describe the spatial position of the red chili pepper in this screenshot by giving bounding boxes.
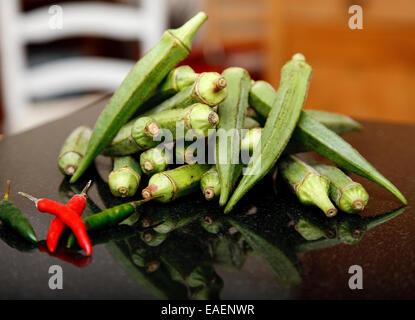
[46,181,91,253]
[19,192,93,256]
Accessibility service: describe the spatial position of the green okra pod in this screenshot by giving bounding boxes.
[0,181,38,244]
[103,103,219,156]
[294,112,407,204]
[175,141,199,165]
[243,117,261,129]
[313,163,369,213]
[240,128,262,154]
[58,126,91,176]
[279,155,337,217]
[200,214,223,234]
[108,156,142,197]
[140,145,173,176]
[200,165,243,201]
[70,12,208,183]
[249,81,362,134]
[140,65,198,111]
[216,67,251,206]
[144,72,228,116]
[226,54,312,213]
[141,230,167,247]
[142,164,211,203]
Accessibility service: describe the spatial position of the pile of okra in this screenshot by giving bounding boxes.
[59,11,407,220]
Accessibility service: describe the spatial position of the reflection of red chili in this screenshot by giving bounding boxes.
[46,195,86,253]
[37,199,92,256]
[38,241,92,268]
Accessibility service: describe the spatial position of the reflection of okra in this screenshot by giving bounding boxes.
[313,164,369,213]
[144,72,228,115]
[142,164,211,203]
[108,156,142,197]
[188,264,224,300]
[140,230,167,247]
[200,214,223,234]
[103,103,219,156]
[58,126,91,176]
[279,155,337,218]
[212,234,246,270]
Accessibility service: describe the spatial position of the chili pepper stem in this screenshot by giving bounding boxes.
[4,180,11,200]
[80,180,93,198]
[18,192,40,206]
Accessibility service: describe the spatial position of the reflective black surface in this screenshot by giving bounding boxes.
[0,97,414,299]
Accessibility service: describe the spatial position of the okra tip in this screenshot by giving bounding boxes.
[208,112,220,126]
[352,200,365,211]
[292,53,306,62]
[203,187,216,201]
[170,11,208,51]
[214,77,227,92]
[145,121,161,137]
[143,160,155,172]
[64,165,76,176]
[326,208,337,218]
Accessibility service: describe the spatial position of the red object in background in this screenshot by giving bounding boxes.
[38,241,92,268]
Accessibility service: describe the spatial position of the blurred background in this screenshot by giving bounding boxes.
[0,0,414,134]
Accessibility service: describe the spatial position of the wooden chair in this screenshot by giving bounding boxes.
[0,0,167,133]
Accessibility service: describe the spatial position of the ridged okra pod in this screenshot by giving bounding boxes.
[70,12,208,183]
[279,155,337,217]
[58,126,91,176]
[144,72,228,115]
[141,65,198,110]
[243,117,260,129]
[294,112,407,204]
[225,54,312,213]
[249,80,362,134]
[142,164,211,203]
[216,67,251,206]
[140,146,173,176]
[200,165,243,201]
[313,164,369,213]
[108,156,142,197]
[103,103,219,156]
[175,141,198,165]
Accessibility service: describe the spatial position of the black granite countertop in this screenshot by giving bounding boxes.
[0,97,414,299]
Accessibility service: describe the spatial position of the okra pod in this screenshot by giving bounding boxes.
[140,65,198,110]
[279,155,337,217]
[103,103,219,156]
[225,54,312,213]
[313,164,369,213]
[175,141,198,165]
[70,12,208,183]
[140,146,173,176]
[142,164,211,203]
[200,215,223,234]
[144,72,228,116]
[243,117,261,129]
[108,156,142,197]
[216,67,251,206]
[0,181,38,244]
[249,80,362,134]
[141,230,167,247]
[200,165,242,201]
[58,126,91,176]
[294,112,407,204]
[240,128,262,154]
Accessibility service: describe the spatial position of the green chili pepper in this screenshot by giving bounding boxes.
[140,145,173,176]
[313,163,369,213]
[142,164,211,203]
[216,67,251,206]
[58,126,91,176]
[225,54,312,213]
[66,198,150,248]
[108,156,142,197]
[279,155,338,217]
[0,224,38,252]
[0,181,38,244]
[70,12,208,183]
[144,72,228,116]
[103,103,219,156]
[294,112,407,204]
